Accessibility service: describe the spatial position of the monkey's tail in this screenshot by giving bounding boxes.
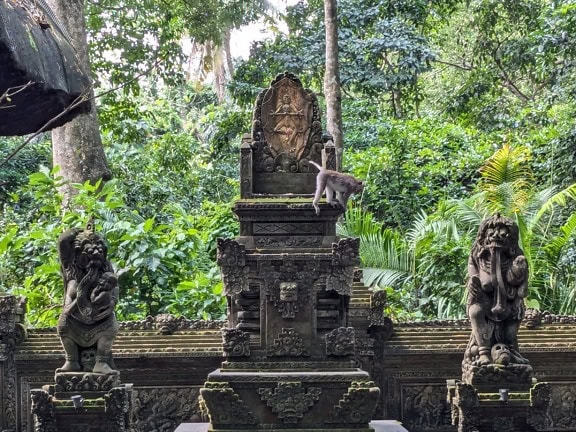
[309,160,321,171]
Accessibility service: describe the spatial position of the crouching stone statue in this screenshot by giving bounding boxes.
[463,214,531,383]
[57,225,119,374]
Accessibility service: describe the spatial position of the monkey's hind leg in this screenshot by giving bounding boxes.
[313,173,327,215]
[326,186,338,207]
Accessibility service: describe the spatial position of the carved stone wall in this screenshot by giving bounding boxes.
[5,297,576,432]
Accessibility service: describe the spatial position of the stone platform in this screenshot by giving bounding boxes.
[175,420,409,432]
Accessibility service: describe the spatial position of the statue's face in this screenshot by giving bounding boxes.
[484,225,510,249]
[491,343,511,365]
[280,282,298,302]
[75,234,107,268]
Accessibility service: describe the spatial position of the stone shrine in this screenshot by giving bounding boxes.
[198,72,381,432]
[30,224,130,432]
[447,214,552,432]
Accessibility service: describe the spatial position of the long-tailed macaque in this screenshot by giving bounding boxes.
[309,161,364,215]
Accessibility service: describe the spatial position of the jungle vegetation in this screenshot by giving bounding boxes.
[2,0,576,326]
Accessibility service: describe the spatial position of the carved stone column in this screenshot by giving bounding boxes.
[0,295,27,432]
[200,73,381,432]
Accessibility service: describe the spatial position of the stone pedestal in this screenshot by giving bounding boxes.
[199,73,380,432]
[447,377,555,432]
[30,374,131,432]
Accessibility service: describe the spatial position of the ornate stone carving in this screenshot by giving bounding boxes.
[327,381,380,425]
[463,215,530,383]
[326,327,355,356]
[57,226,119,374]
[528,382,554,430]
[54,371,120,393]
[153,314,178,335]
[1,295,26,431]
[450,382,480,432]
[253,222,324,235]
[276,282,298,318]
[402,385,452,429]
[30,388,57,432]
[252,72,323,173]
[200,382,258,426]
[104,387,129,431]
[327,238,360,295]
[217,239,249,295]
[258,382,321,424]
[222,328,250,357]
[254,236,323,248]
[118,315,226,331]
[268,328,310,357]
[261,261,316,320]
[132,387,203,432]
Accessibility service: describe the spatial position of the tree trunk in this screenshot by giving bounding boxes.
[223,29,234,79]
[324,0,343,172]
[45,0,111,202]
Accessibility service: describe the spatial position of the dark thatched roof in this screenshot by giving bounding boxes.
[0,0,91,136]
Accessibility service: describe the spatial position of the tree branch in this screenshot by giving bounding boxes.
[494,58,531,103]
[433,58,473,71]
[0,82,35,109]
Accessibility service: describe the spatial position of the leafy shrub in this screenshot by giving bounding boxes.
[0,168,233,326]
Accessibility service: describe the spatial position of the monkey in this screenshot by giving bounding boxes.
[309,161,364,215]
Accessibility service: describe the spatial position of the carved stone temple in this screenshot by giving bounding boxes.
[447,214,552,432]
[30,225,131,432]
[198,72,381,432]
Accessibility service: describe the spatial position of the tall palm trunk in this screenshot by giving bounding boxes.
[324,0,343,171]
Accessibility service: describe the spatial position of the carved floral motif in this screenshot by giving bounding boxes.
[258,382,321,424]
[222,328,250,357]
[327,381,380,425]
[217,239,249,295]
[327,238,359,296]
[104,387,130,431]
[326,327,355,356]
[1,295,26,431]
[54,371,120,393]
[200,382,258,426]
[268,328,310,357]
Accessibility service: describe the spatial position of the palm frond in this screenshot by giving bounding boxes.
[359,230,411,289]
[337,206,382,237]
[450,196,485,229]
[532,183,576,228]
[542,211,576,269]
[479,144,531,187]
[362,267,411,290]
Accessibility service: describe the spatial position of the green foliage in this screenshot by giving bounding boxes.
[99,87,244,218]
[232,0,453,115]
[346,117,493,227]
[0,136,51,198]
[0,169,234,326]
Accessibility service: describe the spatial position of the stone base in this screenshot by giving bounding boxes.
[54,370,121,397]
[461,363,533,390]
[175,421,409,432]
[30,385,130,432]
[446,379,552,432]
[200,368,380,431]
